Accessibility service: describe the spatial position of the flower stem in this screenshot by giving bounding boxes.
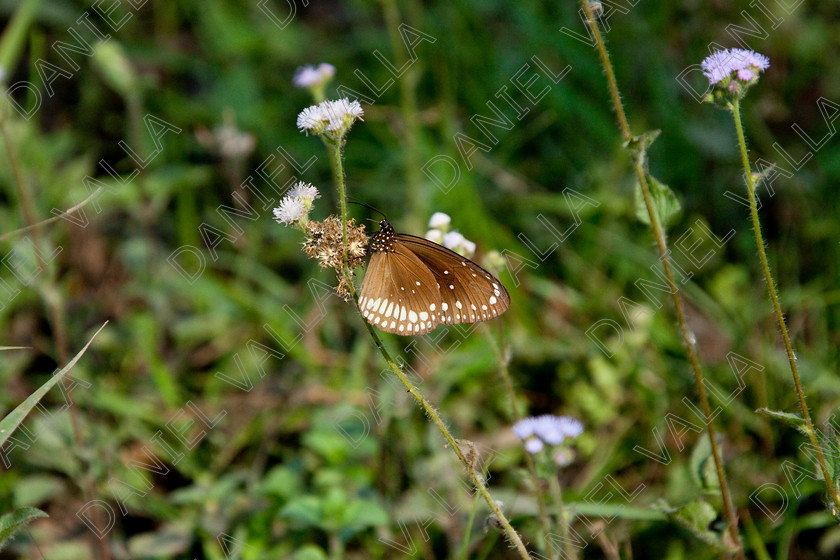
[580,1,744,554]
[731,99,840,513]
[547,469,575,560]
[351,285,530,558]
[484,326,556,558]
[326,140,531,559]
[326,139,350,269]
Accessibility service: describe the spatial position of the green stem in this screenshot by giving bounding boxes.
[548,470,575,560]
[484,326,555,558]
[579,1,744,554]
[731,99,840,513]
[352,288,530,559]
[325,139,531,559]
[459,493,482,560]
[326,139,350,267]
[379,0,424,221]
[0,0,43,75]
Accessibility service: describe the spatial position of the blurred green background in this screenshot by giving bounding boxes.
[1,0,840,558]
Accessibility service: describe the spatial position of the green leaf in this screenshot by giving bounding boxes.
[280,496,324,526]
[755,408,808,435]
[127,524,192,557]
[0,323,107,450]
[654,499,729,551]
[634,174,682,229]
[0,507,48,551]
[623,129,661,157]
[690,432,721,494]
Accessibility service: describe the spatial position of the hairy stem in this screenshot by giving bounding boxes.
[731,99,840,513]
[580,1,743,553]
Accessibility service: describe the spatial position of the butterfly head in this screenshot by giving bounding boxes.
[370,219,396,254]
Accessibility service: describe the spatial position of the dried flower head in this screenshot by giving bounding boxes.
[302,216,369,299]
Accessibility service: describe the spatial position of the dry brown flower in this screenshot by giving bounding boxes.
[303,216,369,299]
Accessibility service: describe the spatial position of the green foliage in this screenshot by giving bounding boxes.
[0,508,48,552]
[1,0,839,558]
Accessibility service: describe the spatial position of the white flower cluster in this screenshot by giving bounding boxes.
[425,212,476,258]
[296,98,364,138]
[273,182,321,226]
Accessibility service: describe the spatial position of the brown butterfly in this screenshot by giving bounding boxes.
[358,219,510,335]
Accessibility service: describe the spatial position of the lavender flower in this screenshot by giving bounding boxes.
[513,415,583,454]
[701,48,769,86]
[293,63,336,89]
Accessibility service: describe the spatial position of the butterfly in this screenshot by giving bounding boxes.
[358,219,510,335]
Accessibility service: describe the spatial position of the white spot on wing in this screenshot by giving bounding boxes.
[420,311,428,321]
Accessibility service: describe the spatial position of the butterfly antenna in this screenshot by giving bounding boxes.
[347,197,387,220]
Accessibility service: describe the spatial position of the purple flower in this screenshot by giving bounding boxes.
[701,48,769,86]
[525,438,544,454]
[293,63,336,88]
[513,415,583,454]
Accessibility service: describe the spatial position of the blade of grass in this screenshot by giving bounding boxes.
[0,322,107,449]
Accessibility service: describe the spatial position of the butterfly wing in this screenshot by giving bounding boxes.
[358,245,444,335]
[396,234,510,325]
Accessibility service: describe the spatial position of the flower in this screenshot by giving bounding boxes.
[296,105,329,134]
[273,182,321,227]
[297,98,364,139]
[293,63,336,88]
[425,229,443,244]
[287,182,321,203]
[273,197,307,225]
[428,212,451,230]
[443,231,476,258]
[442,231,466,250]
[195,110,256,160]
[525,438,544,454]
[701,48,769,86]
[513,415,583,454]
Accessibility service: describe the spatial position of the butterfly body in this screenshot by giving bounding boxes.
[358,219,510,335]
